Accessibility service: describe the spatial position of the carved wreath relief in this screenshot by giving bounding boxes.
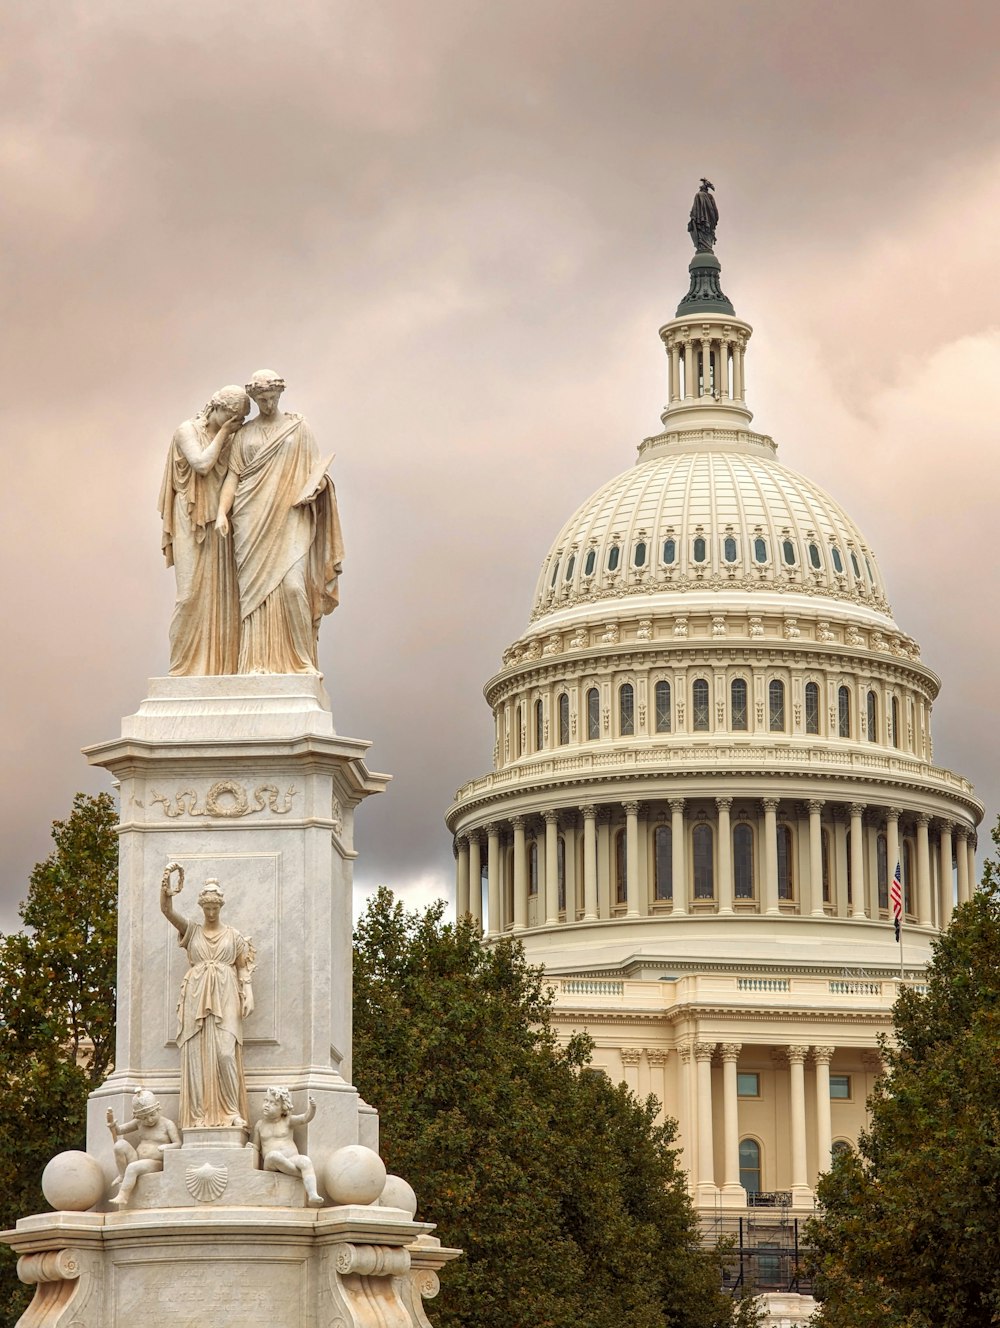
[149,779,297,819]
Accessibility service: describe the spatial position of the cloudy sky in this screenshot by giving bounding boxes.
[2,0,999,931]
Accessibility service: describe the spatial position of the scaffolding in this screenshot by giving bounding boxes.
[701,1192,813,1297]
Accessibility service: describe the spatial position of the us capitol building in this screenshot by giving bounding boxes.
[445,184,982,1306]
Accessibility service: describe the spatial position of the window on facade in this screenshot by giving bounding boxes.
[891,695,900,748]
[734,823,754,899]
[528,840,538,896]
[877,832,889,909]
[558,693,569,745]
[777,824,794,900]
[515,705,522,758]
[619,683,635,736]
[731,678,749,731]
[838,686,851,738]
[692,679,710,731]
[584,548,596,576]
[737,1073,760,1098]
[867,690,878,743]
[692,536,707,563]
[724,536,738,563]
[822,829,832,903]
[831,1139,853,1159]
[633,541,647,568]
[768,679,785,732]
[850,552,861,579]
[607,545,620,572]
[550,557,560,587]
[754,537,768,563]
[534,699,544,751]
[614,829,627,905]
[782,539,796,565]
[830,1075,851,1100]
[654,825,673,901]
[693,823,714,898]
[654,680,671,733]
[805,681,820,734]
[739,1138,762,1194]
[865,556,874,582]
[587,688,600,740]
[832,546,844,573]
[564,553,575,581]
[809,543,822,569]
[557,836,566,912]
[663,537,676,565]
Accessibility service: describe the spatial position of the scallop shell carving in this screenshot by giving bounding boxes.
[185,1162,228,1202]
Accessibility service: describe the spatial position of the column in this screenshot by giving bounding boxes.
[620,1047,641,1094]
[544,810,560,925]
[694,1042,718,1200]
[456,835,470,917]
[700,337,712,395]
[623,801,640,918]
[720,1043,744,1201]
[563,816,578,921]
[646,1049,668,1122]
[468,832,482,928]
[808,799,825,916]
[511,816,527,932]
[678,1046,694,1185]
[813,1046,834,1177]
[683,340,695,399]
[886,808,901,895]
[597,811,611,919]
[718,340,730,399]
[733,340,745,400]
[787,1045,811,1204]
[763,798,780,915]
[849,803,867,918]
[712,798,732,914]
[582,805,598,920]
[968,834,978,899]
[670,798,687,915]
[939,821,954,923]
[915,814,932,926]
[956,828,970,905]
[486,823,501,937]
[669,342,680,403]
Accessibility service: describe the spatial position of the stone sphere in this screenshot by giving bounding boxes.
[41,1151,106,1212]
[380,1173,417,1218]
[324,1145,387,1206]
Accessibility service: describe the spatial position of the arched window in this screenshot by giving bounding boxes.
[692,535,707,563]
[769,679,785,732]
[558,693,570,746]
[654,825,673,901]
[891,695,900,749]
[723,536,738,563]
[739,1138,762,1195]
[693,823,714,899]
[607,544,620,572]
[838,686,851,738]
[865,556,874,583]
[633,541,647,568]
[614,829,627,905]
[528,840,538,897]
[550,557,561,587]
[777,824,794,900]
[903,841,914,915]
[734,823,754,899]
[822,828,832,903]
[867,690,878,743]
[808,543,822,570]
[850,552,861,579]
[534,699,544,751]
[831,546,844,574]
[584,548,596,576]
[831,1139,853,1161]
[557,836,566,912]
[805,681,820,735]
[662,538,676,565]
[782,539,796,565]
[654,680,671,733]
[731,678,749,731]
[754,537,768,563]
[515,704,523,758]
[692,679,710,732]
[619,683,635,736]
[877,832,889,909]
[587,688,600,741]
[564,553,575,581]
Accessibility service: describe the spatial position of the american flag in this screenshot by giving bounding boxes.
[890,860,903,942]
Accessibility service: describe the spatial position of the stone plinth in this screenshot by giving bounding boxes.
[83,676,389,1180]
[6,1204,460,1327]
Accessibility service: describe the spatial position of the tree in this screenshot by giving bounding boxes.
[353,887,738,1328]
[0,792,118,1327]
[807,822,1000,1328]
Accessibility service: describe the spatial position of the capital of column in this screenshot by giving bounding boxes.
[719,1043,742,1062]
[543,809,560,826]
[622,800,640,816]
[580,804,598,822]
[620,1048,642,1067]
[694,1042,717,1062]
[453,837,463,858]
[669,797,685,814]
[716,797,733,813]
[954,824,970,843]
[811,1045,835,1065]
[886,806,901,824]
[485,821,500,838]
[938,818,955,834]
[915,812,930,828]
[786,1045,809,1065]
[678,1045,693,1064]
[510,815,526,831]
[646,1049,668,1068]
[848,802,866,818]
[762,797,780,813]
[807,799,825,814]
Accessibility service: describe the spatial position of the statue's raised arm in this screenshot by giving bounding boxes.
[688,178,719,253]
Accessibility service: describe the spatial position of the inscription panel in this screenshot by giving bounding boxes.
[114,1257,304,1320]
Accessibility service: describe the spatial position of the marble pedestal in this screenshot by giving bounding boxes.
[82,675,390,1181]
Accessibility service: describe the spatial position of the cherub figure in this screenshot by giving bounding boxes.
[107,1090,181,1206]
[253,1087,323,1207]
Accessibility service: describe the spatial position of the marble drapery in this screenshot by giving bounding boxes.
[176,921,251,1128]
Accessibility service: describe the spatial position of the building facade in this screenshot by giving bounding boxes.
[444,228,982,1309]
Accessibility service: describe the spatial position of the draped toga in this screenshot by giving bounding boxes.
[227,413,344,674]
[158,420,240,675]
[176,921,250,1129]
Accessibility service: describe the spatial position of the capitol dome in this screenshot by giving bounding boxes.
[444,200,982,1270]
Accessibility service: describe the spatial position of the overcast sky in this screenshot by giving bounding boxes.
[2,0,999,932]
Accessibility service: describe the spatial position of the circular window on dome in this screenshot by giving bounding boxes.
[565,553,576,581]
[662,538,676,566]
[607,545,620,572]
[782,539,796,566]
[723,536,738,563]
[850,552,861,579]
[584,549,597,577]
[831,546,844,574]
[753,537,768,564]
[633,541,647,568]
[692,536,707,563]
[808,543,822,570]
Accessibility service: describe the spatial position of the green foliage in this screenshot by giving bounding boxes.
[807,820,1000,1328]
[353,887,736,1328]
[0,792,119,1327]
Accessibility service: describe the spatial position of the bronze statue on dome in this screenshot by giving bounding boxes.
[688,179,718,253]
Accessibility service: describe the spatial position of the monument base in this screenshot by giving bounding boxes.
[5,1205,459,1327]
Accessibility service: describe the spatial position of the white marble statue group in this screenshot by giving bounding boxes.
[158,371,344,676]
